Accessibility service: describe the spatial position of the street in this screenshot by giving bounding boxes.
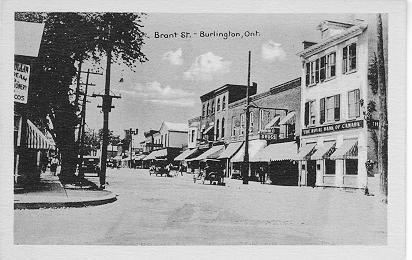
[14,168,386,245]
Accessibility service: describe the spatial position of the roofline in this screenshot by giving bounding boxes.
[200,84,247,101]
[297,24,367,58]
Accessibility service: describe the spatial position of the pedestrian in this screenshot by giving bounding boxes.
[40,153,48,173]
[50,156,59,176]
[179,163,184,176]
[259,165,265,184]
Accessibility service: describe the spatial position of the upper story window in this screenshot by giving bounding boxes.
[217,98,220,111]
[304,100,316,126]
[348,89,361,118]
[305,52,337,86]
[232,116,236,136]
[221,118,225,138]
[216,119,220,139]
[191,129,195,143]
[206,103,210,116]
[211,100,215,114]
[249,112,254,133]
[320,94,340,124]
[222,96,226,110]
[240,113,246,135]
[259,109,264,131]
[343,43,357,74]
[202,104,205,117]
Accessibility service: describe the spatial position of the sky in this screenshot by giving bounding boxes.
[80,13,369,143]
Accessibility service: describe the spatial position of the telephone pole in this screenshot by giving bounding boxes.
[93,47,121,189]
[243,51,251,185]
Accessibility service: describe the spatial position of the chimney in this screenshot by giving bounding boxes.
[303,41,317,49]
[318,20,354,39]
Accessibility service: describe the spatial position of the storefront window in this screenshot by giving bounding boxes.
[325,159,335,175]
[345,159,358,175]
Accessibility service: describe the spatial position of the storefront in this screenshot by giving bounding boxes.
[186,145,225,173]
[298,123,367,190]
[230,139,266,180]
[217,141,243,177]
[252,141,299,185]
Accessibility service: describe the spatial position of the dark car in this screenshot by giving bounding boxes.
[79,156,100,176]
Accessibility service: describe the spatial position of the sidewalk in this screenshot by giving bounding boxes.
[14,172,117,210]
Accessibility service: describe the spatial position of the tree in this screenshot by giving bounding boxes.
[376,14,388,203]
[15,12,148,185]
[88,13,148,188]
[97,128,120,146]
[83,128,100,155]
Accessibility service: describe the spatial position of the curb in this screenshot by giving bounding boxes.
[14,193,118,210]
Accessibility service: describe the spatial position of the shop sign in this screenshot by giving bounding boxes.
[198,142,211,150]
[367,120,379,129]
[14,62,30,104]
[260,133,278,140]
[302,120,364,136]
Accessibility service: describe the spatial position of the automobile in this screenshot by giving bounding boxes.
[201,159,225,185]
[79,155,100,176]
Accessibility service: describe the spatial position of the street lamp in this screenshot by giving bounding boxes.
[125,128,138,168]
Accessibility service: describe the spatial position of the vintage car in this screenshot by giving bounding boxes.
[200,159,225,185]
[79,155,100,176]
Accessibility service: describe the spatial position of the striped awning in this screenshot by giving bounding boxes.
[174,148,198,161]
[218,142,243,159]
[203,125,214,134]
[264,116,280,129]
[143,148,168,161]
[278,112,296,125]
[191,145,225,161]
[330,139,358,160]
[26,120,55,150]
[252,141,297,162]
[231,140,267,163]
[311,142,336,160]
[295,143,317,160]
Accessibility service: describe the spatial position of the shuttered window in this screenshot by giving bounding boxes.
[334,94,340,121]
[348,89,361,118]
[320,98,326,124]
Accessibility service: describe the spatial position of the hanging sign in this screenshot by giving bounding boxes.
[14,62,30,104]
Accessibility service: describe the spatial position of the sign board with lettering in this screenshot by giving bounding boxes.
[14,62,30,104]
[260,133,278,140]
[302,120,364,136]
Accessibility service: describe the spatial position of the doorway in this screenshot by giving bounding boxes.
[306,160,316,187]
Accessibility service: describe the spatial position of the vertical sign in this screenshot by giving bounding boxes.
[14,62,30,104]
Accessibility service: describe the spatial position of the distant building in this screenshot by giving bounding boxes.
[296,18,387,194]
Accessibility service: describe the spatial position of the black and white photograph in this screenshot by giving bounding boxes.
[1,0,407,259]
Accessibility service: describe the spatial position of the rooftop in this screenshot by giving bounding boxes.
[162,121,188,132]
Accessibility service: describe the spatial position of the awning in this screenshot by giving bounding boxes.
[26,120,55,150]
[174,148,198,161]
[279,112,296,125]
[122,156,131,161]
[218,142,243,159]
[133,154,146,160]
[143,149,168,160]
[330,139,358,160]
[231,140,267,163]
[295,143,317,160]
[252,141,297,162]
[192,145,225,161]
[203,125,214,134]
[264,116,281,129]
[113,155,122,161]
[311,142,336,160]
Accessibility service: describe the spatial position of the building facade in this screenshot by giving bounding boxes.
[296,18,387,193]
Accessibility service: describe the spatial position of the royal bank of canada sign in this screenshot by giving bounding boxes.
[14,62,30,104]
[302,120,364,136]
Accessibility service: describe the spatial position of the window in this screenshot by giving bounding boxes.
[259,109,264,131]
[165,134,168,147]
[334,94,340,121]
[326,96,335,122]
[343,43,356,73]
[202,104,205,117]
[232,116,236,136]
[211,100,215,114]
[191,130,195,143]
[240,113,245,135]
[345,159,358,175]
[217,98,220,111]
[327,52,336,78]
[222,96,226,110]
[305,52,337,86]
[325,159,336,175]
[206,103,209,116]
[221,118,225,138]
[320,98,325,124]
[216,119,220,139]
[304,101,316,126]
[348,89,361,118]
[249,112,254,133]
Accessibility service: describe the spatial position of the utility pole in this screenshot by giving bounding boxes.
[75,69,101,178]
[243,51,251,185]
[94,46,121,189]
[377,13,388,202]
[74,62,82,108]
[125,128,138,168]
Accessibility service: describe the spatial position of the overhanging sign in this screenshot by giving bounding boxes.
[302,120,364,136]
[14,62,30,104]
[260,133,278,140]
